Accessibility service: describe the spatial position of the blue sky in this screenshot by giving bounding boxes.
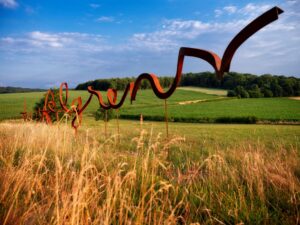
[0,0,299,88]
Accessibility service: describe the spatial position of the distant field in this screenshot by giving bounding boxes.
[0,87,300,122]
[0,89,219,120]
[122,97,300,122]
[178,86,228,96]
[0,92,44,120]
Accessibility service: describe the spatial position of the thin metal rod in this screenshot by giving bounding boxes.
[104,110,108,138]
[164,99,169,138]
[140,114,143,131]
[21,98,28,121]
[116,109,120,144]
[24,98,27,114]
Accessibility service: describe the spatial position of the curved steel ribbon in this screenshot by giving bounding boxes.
[88,6,283,108]
[36,6,283,132]
[220,6,284,75]
[59,82,93,131]
[87,82,134,109]
[40,89,56,124]
[20,99,28,121]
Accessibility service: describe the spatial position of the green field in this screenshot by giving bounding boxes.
[0,88,300,123]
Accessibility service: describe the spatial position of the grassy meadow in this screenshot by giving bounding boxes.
[0,120,299,224]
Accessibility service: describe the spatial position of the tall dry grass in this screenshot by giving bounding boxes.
[0,121,299,224]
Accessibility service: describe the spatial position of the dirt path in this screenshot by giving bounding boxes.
[178,87,227,96]
[289,97,300,100]
[178,97,226,105]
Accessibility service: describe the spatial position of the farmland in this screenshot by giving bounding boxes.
[0,88,299,123]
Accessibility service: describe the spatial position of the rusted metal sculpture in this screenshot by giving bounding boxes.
[33,6,283,135]
[88,7,283,107]
[20,99,28,121]
[59,82,93,133]
[86,6,283,138]
[41,89,56,124]
[164,99,169,138]
[38,83,93,133]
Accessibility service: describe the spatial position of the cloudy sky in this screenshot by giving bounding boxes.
[0,0,299,88]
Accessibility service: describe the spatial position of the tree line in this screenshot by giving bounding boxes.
[75,72,300,98]
[0,86,45,94]
[75,76,173,91]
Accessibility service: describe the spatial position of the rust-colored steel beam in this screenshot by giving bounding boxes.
[40,89,56,124]
[59,82,93,132]
[20,99,28,121]
[36,6,283,133]
[88,7,283,108]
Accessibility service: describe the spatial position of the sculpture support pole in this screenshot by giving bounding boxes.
[164,99,169,139]
[24,98,27,117]
[116,109,120,144]
[140,114,143,131]
[21,98,27,121]
[104,110,108,138]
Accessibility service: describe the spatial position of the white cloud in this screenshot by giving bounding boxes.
[89,3,100,8]
[0,31,106,52]
[239,3,272,16]
[29,31,66,48]
[130,18,247,51]
[215,3,272,17]
[1,37,14,43]
[96,16,115,23]
[214,9,223,17]
[223,6,237,14]
[0,0,18,9]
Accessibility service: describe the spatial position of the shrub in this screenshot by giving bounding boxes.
[33,88,66,121]
[227,90,236,97]
[262,88,273,97]
[215,116,257,124]
[235,86,249,98]
[95,107,115,121]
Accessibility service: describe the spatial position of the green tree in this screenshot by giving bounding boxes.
[94,106,115,121]
[33,88,66,121]
[234,86,249,98]
[248,84,262,98]
[227,90,236,97]
[262,88,273,97]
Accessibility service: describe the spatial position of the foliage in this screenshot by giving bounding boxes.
[75,72,300,98]
[234,86,249,98]
[181,72,300,98]
[0,86,45,94]
[227,90,236,97]
[94,106,115,121]
[33,88,66,121]
[75,76,173,91]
